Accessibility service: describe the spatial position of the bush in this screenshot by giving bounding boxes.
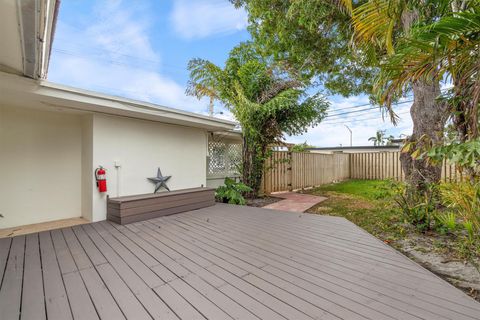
[440,182,480,232]
[434,212,457,234]
[393,183,438,232]
[215,178,252,205]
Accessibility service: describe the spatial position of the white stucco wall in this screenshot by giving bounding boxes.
[90,114,208,222]
[0,105,83,228]
[0,107,209,228]
[206,175,240,188]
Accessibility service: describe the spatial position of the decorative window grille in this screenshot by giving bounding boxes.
[207,141,242,176]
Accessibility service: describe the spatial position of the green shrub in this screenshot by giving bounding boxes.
[440,182,480,232]
[393,183,438,232]
[459,220,480,272]
[434,212,457,234]
[215,178,252,205]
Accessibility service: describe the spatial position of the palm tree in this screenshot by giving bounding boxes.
[378,5,480,141]
[368,130,384,146]
[368,130,393,146]
[348,0,450,191]
[186,43,328,196]
[376,3,480,178]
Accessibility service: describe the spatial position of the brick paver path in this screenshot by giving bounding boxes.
[263,192,327,212]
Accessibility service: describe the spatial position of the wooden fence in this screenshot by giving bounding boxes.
[349,151,464,182]
[262,151,464,194]
[262,152,350,193]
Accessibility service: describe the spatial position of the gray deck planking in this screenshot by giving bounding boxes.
[153,219,374,319]
[0,203,479,320]
[81,224,178,320]
[0,237,12,284]
[186,207,463,293]
[39,231,73,320]
[178,209,480,319]
[21,233,46,320]
[168,215,434,319]
[0,236,25,320]
[118,223,282,319]
[160,218,401,320]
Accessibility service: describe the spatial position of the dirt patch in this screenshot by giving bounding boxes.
[394,235,480,300]
[246,196,283,208]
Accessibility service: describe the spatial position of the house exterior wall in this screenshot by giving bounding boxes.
[90,114,208,222]
[0,106,209,228]
[0,105,83,228]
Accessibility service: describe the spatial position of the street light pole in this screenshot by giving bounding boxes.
[344,125,352,147]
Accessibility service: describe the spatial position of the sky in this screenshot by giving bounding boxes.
[48,0,413,147]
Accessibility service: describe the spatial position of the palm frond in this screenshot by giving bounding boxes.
[351,0,404,54]
[335,0,353,15]
[376,9,480,107]
[186,58,225,101]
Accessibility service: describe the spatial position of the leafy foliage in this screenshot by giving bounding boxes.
[290,142,313,153]
[231,0,376,97]
[349,0,460,195]
[215,178,252,205]
[427,139,480,178]
[434,212,458,234]
[376,5,480,108]
[373,2,480,181]
[440,182,480,232]
[187,42,328,196]
[393,183,438,231]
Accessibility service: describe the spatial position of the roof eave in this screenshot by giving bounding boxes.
[0,72,236,131]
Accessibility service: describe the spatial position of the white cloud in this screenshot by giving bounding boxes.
[170,0,248,39]
[48,0,205,112]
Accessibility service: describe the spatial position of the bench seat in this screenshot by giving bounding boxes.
[107,187,215,224]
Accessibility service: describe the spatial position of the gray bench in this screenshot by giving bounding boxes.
[107,187,215,224]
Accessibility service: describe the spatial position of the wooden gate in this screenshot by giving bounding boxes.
[262,152,350,193]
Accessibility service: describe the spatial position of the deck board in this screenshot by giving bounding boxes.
[0,237,12,281]
[0,236,25,320]
[39,231,73,320]
[0,203,479,320]
[21,233,46,320]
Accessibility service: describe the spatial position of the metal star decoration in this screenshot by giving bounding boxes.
[147,168,171,193]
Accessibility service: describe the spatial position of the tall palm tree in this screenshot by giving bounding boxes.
[348,0,450,191]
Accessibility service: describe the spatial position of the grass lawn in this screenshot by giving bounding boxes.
[304,179,480,300]
[305,179,405,241]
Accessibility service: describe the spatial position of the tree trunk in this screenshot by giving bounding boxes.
[399,10,448,191]
[241,135,265,198]
[400,81,448,191]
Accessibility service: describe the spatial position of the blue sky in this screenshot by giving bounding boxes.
[48,0,413,147]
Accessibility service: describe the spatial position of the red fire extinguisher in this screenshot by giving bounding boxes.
[95,166,107,193]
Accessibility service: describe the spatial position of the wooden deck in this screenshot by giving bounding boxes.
[1,204,479,320]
